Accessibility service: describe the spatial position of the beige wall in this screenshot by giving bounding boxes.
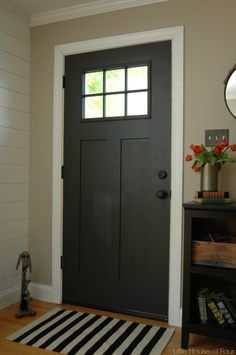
[0,0,30,307]
[30,0,236,285]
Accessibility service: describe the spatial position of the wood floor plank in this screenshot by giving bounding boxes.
[0,300,235,354]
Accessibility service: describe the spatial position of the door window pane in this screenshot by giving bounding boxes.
[85,71,103,94]
[127,92,148,116]
[105,94,125,117]
[127,66,148,90]
[82,65,149,120]
[84,96,103,118]
[106,69,125,92]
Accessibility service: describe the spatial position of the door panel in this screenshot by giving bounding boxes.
[80,140,120,280]
[120,139,151,281]
[63,41,171,320]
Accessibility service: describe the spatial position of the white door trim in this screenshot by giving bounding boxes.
[51,26,184,326]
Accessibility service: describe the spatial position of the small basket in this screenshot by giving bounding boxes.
[192,237,236,269]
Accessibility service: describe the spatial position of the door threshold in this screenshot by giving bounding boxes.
[63,299,168,323]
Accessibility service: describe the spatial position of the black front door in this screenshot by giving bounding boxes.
[63,41,171,320]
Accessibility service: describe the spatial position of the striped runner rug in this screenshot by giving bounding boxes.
[7,308,175,354]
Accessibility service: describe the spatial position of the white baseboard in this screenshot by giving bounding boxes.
[30,282,57,304]
[1,282,182,326]
[0,285,20,309]
[0,283,58,310]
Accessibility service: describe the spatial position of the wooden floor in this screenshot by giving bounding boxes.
[0,300,235,354]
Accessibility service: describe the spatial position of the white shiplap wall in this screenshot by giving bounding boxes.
[0,0,30,308]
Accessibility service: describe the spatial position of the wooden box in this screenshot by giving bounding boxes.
[192,237,236,269]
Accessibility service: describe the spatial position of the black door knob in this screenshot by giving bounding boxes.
[156,190,168,199]
[158,170,168,180]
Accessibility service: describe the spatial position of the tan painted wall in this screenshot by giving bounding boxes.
[30,0,236,285]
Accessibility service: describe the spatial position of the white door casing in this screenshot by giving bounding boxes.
[50,26,184,326]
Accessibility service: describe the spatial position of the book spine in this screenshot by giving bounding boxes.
[197,292,208,325]
[194,197,232,204]
[217,300,236,328]
[194,191,229,198]
[207,300,226,327]
[220,297,236,323]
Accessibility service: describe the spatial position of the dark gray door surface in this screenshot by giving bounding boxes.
[63,41,171,320]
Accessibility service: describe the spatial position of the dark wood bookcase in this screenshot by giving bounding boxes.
[182,202,236,348]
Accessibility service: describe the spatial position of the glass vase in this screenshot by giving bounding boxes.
[200,163,220,192]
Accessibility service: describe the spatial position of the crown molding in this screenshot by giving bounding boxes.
[31,0,168,27]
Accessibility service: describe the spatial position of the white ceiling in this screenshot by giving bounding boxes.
[9,0,97,15]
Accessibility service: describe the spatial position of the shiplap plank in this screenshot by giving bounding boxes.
[0,201,28,222]
[0,0,30,307]
[0,3,29,42]
[0,127,29,148]
[0,183,28,203]
[0,146,28,164]
[0,69,30,95]
[0,50,29,78]
[0,219,28,242]
[0,87,29,112]
[0,165,28,183]
[0,236,28,255]
[0,237,28,279]
[0,30,29,61]
[0,107,29,130]
[0,258,22,281]
[0,273,21,293]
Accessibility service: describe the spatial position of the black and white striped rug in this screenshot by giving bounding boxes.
[7,308,174,354]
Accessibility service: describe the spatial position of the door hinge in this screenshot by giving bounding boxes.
[61,165,64,179]
[63,75,65,89]
[61,255,64,269]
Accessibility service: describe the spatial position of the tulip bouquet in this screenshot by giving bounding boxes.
[185,140,236,172]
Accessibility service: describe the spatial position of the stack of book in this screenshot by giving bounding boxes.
[197,288,236,328]
[194,191,232,204]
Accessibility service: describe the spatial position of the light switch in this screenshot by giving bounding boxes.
[205,129,229,147]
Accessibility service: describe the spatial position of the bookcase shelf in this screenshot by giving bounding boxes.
[189,323,236,341]
[182,202,236,349]
[191,265,236,280]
